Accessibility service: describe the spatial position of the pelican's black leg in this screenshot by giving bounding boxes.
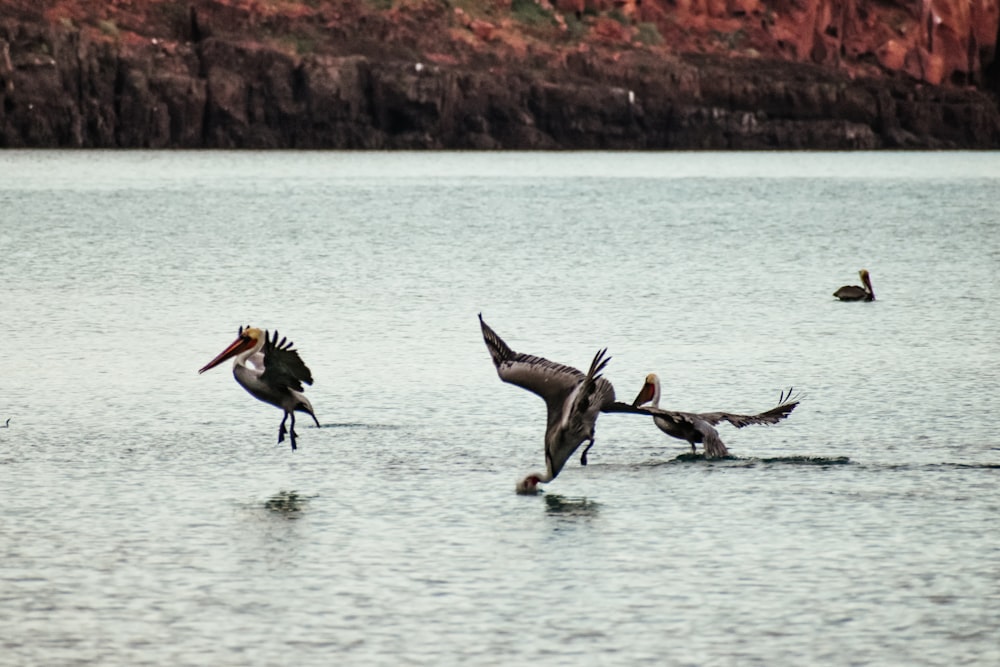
[580,438,595,466]
[288,412,298,451]
[279,412,289,444]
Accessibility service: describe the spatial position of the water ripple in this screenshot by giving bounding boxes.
[1,152,998,666]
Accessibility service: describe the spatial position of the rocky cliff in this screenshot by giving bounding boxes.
[0,0,998,148]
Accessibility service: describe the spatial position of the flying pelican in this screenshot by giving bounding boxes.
[479,315,649,494]
[833,269,875,301]
[199,326,319,451]
[632,373,800,458]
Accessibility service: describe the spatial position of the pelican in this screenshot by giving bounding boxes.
[632,373,800,458]
[479,315,648,494]
[833,269,875,301]
[198,326,319,451]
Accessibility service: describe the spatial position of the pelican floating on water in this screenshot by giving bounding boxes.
[632,373,800,458]
[199,326,319,451]
[834,269,875,301]
[479,315,650,494]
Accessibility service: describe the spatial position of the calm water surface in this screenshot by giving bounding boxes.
[1,151,998,666]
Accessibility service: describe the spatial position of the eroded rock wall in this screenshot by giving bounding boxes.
[0,3,998,148]
[629,0,999,86]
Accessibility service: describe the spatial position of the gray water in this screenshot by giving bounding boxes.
[1,151,998,666]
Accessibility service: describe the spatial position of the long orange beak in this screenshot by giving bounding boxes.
[632,382,654,407]
[198,335,256,374]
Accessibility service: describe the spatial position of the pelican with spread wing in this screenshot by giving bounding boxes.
[632,374,799,458]
[480,314,649,493]
[199,326,319,451]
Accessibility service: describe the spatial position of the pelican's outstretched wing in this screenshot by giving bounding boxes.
[479,314,585,406]
[604,402,732,457]
[260,329,314,392]
[698,388,801,429]
[603,401,655,415]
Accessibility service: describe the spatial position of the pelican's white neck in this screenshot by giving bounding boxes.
[234,335,265,367]
[861,271,875,298]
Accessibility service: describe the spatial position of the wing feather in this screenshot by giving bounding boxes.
[565,348,614,438]
[698,388,801,428]
[479,314,584,404]
[834,285,868,300]
[605,401,731,455]
[548,348,615,479]
[573,348,612,413]
[260,329,315,392]
[691,418,729,457]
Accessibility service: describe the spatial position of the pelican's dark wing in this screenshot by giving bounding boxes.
[697,388,801,429]
[604,402,731,457]
[833,285,868,300]
[548,347,615,478]
[479,314,585,406]
[603,401,655,416]
[260,329,314,392]
[682,416,729,457]
[834,270,874,301]
[570,347,613,421]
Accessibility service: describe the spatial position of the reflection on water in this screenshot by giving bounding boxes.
[544,494,601,518]
[262,490,313,519]
[671,452,713,463]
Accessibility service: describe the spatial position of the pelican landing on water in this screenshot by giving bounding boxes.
[834,269,875,302]
[632,374,800,458]
[199,326,319,451]
[479,314,657,494]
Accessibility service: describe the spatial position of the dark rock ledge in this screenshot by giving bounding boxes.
[1,20,998,150]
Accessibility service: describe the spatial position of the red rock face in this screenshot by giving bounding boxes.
[7,0,998,85]
[1,0,997,149]
[0,0,998,151]
[638,0,998,85]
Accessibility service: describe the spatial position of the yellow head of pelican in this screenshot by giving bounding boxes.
[632,373,661,407]
[198,325,263,374]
